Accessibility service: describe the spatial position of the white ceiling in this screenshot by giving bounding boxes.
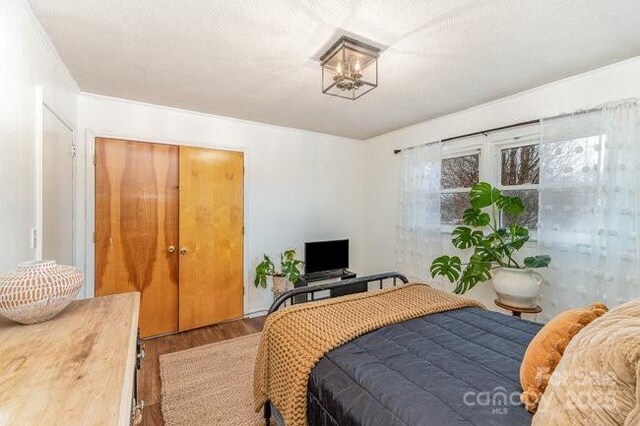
[28,0,640,140]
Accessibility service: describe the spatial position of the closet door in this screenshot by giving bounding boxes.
[95,138,179,337]
[178,147,244,330]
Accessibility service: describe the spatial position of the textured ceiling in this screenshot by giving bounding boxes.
[28,0,640,139]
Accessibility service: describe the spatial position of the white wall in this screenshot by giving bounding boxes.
[0,0,79,273]
[363,56,640,310]
[77,94,366,314]
[7,0,640,317]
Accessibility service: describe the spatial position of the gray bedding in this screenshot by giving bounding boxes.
[306,307,541,426]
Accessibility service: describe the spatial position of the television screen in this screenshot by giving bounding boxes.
[304,239,349,274]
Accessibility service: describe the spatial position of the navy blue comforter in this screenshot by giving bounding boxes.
[307,307,541,426]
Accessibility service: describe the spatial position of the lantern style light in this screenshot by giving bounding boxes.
[320,36,380,100]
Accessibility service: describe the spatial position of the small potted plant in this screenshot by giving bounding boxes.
[254,249,305,294]
[430,182,550,308]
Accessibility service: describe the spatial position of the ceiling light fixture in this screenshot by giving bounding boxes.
[320,36,380,100]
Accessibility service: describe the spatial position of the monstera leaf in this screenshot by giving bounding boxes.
[506,237,530,251]
[453,261,492,294]
[469,182,501,209]
[462,208,491,227]
[510,225,529,238]
[473,244,499,263]
[524,255,551,268]
[496,195,525,215]
[430,255,462,283]
[486,227,508,241]
[498,225,528,251]
[451,227,484,249]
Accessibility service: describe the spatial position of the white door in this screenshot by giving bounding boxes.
[42,107,74,265]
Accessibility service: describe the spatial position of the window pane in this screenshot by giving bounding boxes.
[540,135,602,186]
[441,192,469,225]
[441,154,479,190]
[501,145,539,185]
[500,189,538,229]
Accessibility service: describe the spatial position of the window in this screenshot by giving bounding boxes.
[438,132,541,231]
[498,143,539,229]
[440,153,479,225]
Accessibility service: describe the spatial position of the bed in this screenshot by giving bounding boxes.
[264,273,541,426]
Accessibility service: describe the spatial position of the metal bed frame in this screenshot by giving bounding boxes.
[263,272,409,425]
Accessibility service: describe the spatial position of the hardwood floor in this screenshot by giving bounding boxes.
[139,316,266,426]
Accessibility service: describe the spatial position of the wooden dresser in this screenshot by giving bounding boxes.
[0,292,142,425]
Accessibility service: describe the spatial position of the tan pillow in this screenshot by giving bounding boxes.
[532,298,640,425]
[520,302,608,412]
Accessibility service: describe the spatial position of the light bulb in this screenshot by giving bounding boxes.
[354,60,361,72]
[336,62,343,75]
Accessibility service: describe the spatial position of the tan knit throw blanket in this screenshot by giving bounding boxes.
[253,283,484,426]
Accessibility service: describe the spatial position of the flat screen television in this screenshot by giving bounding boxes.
[304,239,349,274]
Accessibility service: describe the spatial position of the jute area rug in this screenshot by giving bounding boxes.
[160,332,270,426]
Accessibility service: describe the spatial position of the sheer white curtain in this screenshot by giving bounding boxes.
[396,142,442,282]
[538,99,640,320]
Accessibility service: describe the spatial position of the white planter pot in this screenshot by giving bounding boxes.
[492,267,543,308]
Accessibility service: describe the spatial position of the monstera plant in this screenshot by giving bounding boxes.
[430,182,550,307]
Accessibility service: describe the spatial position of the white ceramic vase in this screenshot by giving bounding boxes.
[492,267,543,308]
[0,260,84,324]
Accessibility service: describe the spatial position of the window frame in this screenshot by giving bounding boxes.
[440,139,484,233]
[439,127,541,237]
[490,135,540,194]
[490,135,540,238]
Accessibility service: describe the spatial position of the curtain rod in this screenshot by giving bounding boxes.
[392,119,540,154]
[392,106,604,155]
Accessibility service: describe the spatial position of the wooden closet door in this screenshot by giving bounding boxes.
[178,147,244,331]
[95,138,179,337]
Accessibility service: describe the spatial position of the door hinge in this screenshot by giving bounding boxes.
[242,226,245,235]
[69,145,77,157]
[93,153,97,165]
[92,231,96,243]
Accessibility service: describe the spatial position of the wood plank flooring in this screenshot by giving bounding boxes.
[139,316,266,426]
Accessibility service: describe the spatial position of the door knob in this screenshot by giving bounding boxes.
[167,246,176,253]
[179,247,188,255]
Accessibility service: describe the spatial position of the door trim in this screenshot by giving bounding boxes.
[34,86,77,263]
[83,130,250,318]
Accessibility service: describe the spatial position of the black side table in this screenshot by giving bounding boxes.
[294,269,357,304]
